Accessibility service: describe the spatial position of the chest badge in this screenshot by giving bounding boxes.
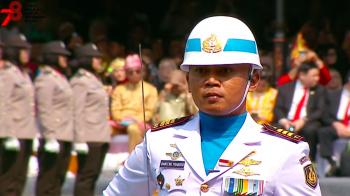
[233,167,260,177]
[238,158,262,167]
[175,175,185,186]
[165,151,183,160]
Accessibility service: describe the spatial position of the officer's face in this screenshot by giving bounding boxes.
[19,49,30,64]
[92,57,102,72]
[188,64,259,116]
[58,55,68,68]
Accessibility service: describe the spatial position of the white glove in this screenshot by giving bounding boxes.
[74,143,89,154]
[4,137,20,151]
[44,139,60,153]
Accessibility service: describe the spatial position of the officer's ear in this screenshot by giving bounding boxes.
[248,69,260,92]
[186,73,191,93]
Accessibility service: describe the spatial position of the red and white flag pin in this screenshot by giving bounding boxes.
[218,159,234,167]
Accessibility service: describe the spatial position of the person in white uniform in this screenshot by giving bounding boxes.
[104,16,321,196]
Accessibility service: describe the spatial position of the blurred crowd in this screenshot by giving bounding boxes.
[0,2,350,194]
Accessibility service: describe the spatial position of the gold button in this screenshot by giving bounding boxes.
[200,183,209,193]
[165,183,171,190]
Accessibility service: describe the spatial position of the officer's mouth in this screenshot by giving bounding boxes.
[203,92,223,103]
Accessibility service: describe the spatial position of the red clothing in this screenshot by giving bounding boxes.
[277,65,331,86]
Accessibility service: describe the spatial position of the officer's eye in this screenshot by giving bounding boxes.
[217,67,234,75]
[192,67,209,75]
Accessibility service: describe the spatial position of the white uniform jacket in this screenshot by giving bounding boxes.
[104,113,321,196]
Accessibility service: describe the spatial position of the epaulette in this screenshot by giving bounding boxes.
[4,62,14,70]
[77,69,92,78]
[262,124,304,143]
[41,67,53,75]
[75,71,85,78]
[151,115,193,132]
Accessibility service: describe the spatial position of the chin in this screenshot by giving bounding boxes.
[201,106,229,116]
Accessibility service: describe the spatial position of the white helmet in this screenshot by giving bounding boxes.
[180,16,262,72]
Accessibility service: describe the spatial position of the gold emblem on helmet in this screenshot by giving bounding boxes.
[202,34,222,53]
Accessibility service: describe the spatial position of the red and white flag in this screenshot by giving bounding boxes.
[218,159,234,167]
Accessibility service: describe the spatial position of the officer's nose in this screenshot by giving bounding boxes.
[204,76,220,88]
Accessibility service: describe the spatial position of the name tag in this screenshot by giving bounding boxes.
[160,160,185,169]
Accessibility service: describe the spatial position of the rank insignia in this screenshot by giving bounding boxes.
[233,167,260,177]
[304,164,318,189]
[165,183,171,190]
[157,172,165,189]
[202,34,222,53]
[262,124,304,143]
[239,158,262,167]
[175,175,185,186]
[152,115,193,132]
[166,151,183,160]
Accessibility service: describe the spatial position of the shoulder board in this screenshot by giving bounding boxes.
[262,124,304,143]
[151,115,193,132]
[4,63,12,69]
[41,67,53,75]
[78,69,94,78]
[75,71,85,78]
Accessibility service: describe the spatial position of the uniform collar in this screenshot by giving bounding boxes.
[43,65,65,78]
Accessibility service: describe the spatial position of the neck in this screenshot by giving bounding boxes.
[297,80,307,88]
[199,111,247,136]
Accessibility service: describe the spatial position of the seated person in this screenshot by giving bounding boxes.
[247,67,277,124]
[326,69,343,91]
[155,70,197,122]
[277,50,331,86]
[111,54,158,153]
[109,57,127,87]
[274,62,326,162]
[319,71,350,176]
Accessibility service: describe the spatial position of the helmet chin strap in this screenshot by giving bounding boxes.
[225,66,254,115]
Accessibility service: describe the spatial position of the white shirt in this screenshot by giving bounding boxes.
[337,88,350,122]
[288,80,309,120]
[104,113,321,196]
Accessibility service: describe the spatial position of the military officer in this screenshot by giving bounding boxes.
[0,33,37,196]
[104,16,321,195]
[70,43,111,196]
[34,41,73,196]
